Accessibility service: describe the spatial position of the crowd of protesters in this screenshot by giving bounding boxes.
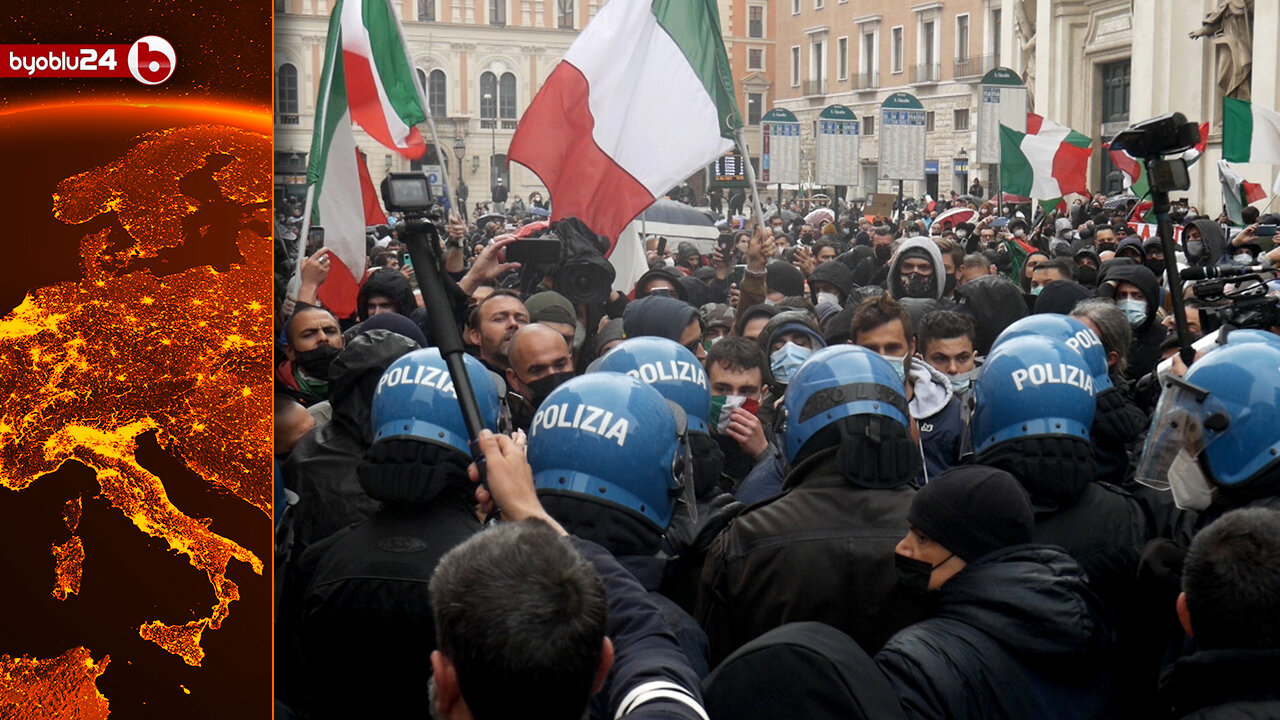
[272,181,1280,720]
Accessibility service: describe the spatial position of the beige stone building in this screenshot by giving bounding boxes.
[1012,0,1279,211]
[275,0,782,212]
[769,0,1003,200]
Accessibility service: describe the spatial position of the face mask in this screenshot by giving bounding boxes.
[1030,284,1044,296]
[943,274,956,295]
[1117,298,1148,327]
[1233,252,1253,265]
[523,371,575,408]
[881,354,909,383]
[770,342,812,385]
[1077,266,1099,286]
[895,552,953,595]
[1186,241,1204,260]
[1098,243,1117,253]
[1014,229,1026,238]
[955,229,969,240]
[294,345,341,380]
[900,272,933,298]
[1169,449,1215,511]
[816,291,841,307]
[874,244,893,262]
[947,369,975,394]
[1146,259,1166,277]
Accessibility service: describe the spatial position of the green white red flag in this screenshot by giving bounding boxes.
[1000,114,1091,203]
[1223,98,1280,165]
[1218,159,1267,225]
[508,0,741,244]
[307,0,427,317]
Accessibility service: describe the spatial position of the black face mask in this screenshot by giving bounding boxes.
[1097,243,1117,253]
[895,552,953,595]
[523,371,575,408]
[294,345,341,380]
[874,244,893,262]
[1077,266,1099,287]
[900,272,934,298]
[943,273,957,296]
[1146,259,1166,278]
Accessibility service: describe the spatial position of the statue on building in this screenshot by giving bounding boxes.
[1015,0,1036,111]
[1189,0,1254,101]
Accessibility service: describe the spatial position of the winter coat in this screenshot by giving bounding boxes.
[888,237,947,301]
[698,454,927,664]
[1158,647,1280,720]
[1099,263,1167,381]
[282,330,420,550]
[953,275,1029,355]
[875,545,1118,720]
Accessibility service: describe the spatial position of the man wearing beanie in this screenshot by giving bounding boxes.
[622,295,706,360]
[875,466,1119,719]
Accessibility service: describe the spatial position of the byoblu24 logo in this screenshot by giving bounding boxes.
[127,36,175,85]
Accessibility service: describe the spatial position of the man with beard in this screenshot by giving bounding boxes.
[505,324,575,432]
[277,304,345,407]
[465,290,529,377]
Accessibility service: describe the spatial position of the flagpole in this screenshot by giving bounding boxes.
[292,0,346,295]
[394,20,459,221]
[734,127,766,226]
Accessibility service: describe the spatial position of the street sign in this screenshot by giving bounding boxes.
[423,164,445,196]
[878,92,926,182]
[815,104,860,186]
[760,107,800,184]
[975,67,1027,164]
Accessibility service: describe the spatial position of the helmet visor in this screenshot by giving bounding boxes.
[1135,375,1214,494]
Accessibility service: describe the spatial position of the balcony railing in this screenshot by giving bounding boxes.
[851,71,879,91]
[802,79,827,96]
[501,119,517,130]
[277,114,300,125]
[911,63,941,83]
[954,54,995,79]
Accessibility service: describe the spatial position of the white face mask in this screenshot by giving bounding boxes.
[1169,449,1215,511]
[816,291,841,307]
[1117,298,1148,327]
[1233,252,1253,265]
[881,354,909,383]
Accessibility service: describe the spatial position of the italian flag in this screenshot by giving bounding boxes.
[710,395,759,433]
[999,114,1091,202]
[307,0,426,317]
[1218,159,1267,225]
[1223,98,1280,164]
[509,0,740,243]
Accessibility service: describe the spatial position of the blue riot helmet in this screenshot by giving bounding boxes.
[1137,342,1280,510]
[529,373,683,530]
[971,335,1097,455]
[1222,328,1280,346]
[782,345,910,463]
[370,348,503,455]
[591,336,711,434]
[993,313,1114,392]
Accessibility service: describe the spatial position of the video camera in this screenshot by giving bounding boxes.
[506,217,617,306]
[1110,113,1201,192]
[1187,266,1280,332]
[381,172,442,219]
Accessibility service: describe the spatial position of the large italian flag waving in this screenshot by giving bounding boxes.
[307,0,426,317]
[509,0,741,243]
[999,114,1091,201]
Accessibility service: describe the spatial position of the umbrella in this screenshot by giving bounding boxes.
[933,207,978,230]
[637,198,720,253]
[476,213,506,228]
[805,207,835,227]
[956,193,983,206]
[762,208,801,223]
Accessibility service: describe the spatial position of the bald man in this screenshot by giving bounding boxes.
[505,324,575,431]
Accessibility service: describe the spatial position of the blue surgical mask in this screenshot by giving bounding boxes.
[770,342,812,384]
[1117,298,1148,326]
[1030,285,1045,296]
[881,354,909,383]
[947,369,976,394]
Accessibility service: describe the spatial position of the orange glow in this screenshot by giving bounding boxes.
[0,100,270,133]
[0,648,110,720]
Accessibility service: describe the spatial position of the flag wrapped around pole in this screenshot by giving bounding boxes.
[1218,159,1267,225]
[1223,98,1280,164]
[508,0,742,245]
[301,0,429,318]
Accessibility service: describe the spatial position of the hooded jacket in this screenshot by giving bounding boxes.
[1158,647,1280,720]
[953,275,1029,355]
[907,357,968,481]
[1099,263,1167,380]
[281,330,421,550]
[875,545,1118,720]
[355,268,418,322]
[888,237,947,300]
[1184,218,1228,267]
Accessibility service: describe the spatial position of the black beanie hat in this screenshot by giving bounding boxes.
[906,465,1034,563]
[765,261,805,298]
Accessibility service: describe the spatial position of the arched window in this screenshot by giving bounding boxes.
[428,69,447,119]
[480,71,498,121]
[276,63,299,123]
[499,72,517,120]
[416,68,428,95]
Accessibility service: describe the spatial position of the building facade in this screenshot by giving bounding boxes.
[274,0,595,210]
[769,0,1003,200]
